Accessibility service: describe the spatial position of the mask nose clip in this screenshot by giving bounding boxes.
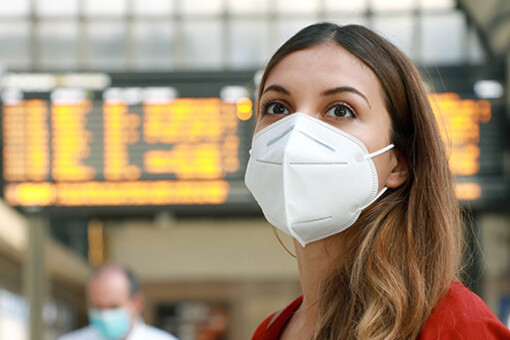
[266,125,295,146]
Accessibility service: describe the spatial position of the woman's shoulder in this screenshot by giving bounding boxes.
[252,296,303,340]
[418,281,510,339]
[251,283,510,339]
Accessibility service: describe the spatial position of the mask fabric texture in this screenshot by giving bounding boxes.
[245,113,394,247]
[89,307,131,340]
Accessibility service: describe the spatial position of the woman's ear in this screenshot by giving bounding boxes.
[385,150,408,189]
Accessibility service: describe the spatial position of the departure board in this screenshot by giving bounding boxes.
[426,64,509,204]
[1,72,257,215]
[429,93,492,201]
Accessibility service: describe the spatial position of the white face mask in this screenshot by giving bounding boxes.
[245,113,394,247]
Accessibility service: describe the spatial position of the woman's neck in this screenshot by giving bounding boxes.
[296,241,332,315]
[289,233,350,335]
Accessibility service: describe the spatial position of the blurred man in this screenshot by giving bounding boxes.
[60,264,178,340]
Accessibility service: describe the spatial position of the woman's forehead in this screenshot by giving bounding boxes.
[262,43,385,104]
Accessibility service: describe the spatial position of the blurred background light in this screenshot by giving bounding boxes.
[474,80,505,99]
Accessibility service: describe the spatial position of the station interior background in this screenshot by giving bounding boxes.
[0,0,510,339]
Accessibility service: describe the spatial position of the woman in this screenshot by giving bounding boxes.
[244,23,510,339]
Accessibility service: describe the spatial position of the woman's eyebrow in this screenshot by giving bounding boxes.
[321,86,371,109]
[261,84,290,95]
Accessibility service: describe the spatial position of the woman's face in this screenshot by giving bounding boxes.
[256,42,402,190]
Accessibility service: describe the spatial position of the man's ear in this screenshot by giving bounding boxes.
[385,150,408,189]
[131,292,145,316]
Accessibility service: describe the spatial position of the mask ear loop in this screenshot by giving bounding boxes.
[363,144,395,160]
[272,227,297,259]
[359,144,394,211]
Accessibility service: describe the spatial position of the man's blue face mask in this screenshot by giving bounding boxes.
[89,307,131,340]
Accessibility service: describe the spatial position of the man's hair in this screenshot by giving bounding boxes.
[123,267,140,297]
[91,264,141,297]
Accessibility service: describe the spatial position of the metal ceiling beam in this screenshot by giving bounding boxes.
[459,0,510,57]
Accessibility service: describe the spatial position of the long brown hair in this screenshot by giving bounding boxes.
[257,23,462,339]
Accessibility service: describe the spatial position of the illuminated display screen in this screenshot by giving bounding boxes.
[1,69,509,214]
[430,93,491,177]
[1,72,256,213]
[425,65,509,204]
[429,93,492,200]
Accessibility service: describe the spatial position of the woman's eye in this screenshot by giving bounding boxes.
[326,103,356,118]
[265,102,290,115]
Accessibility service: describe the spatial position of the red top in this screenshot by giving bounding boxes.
[252,282,510,339]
